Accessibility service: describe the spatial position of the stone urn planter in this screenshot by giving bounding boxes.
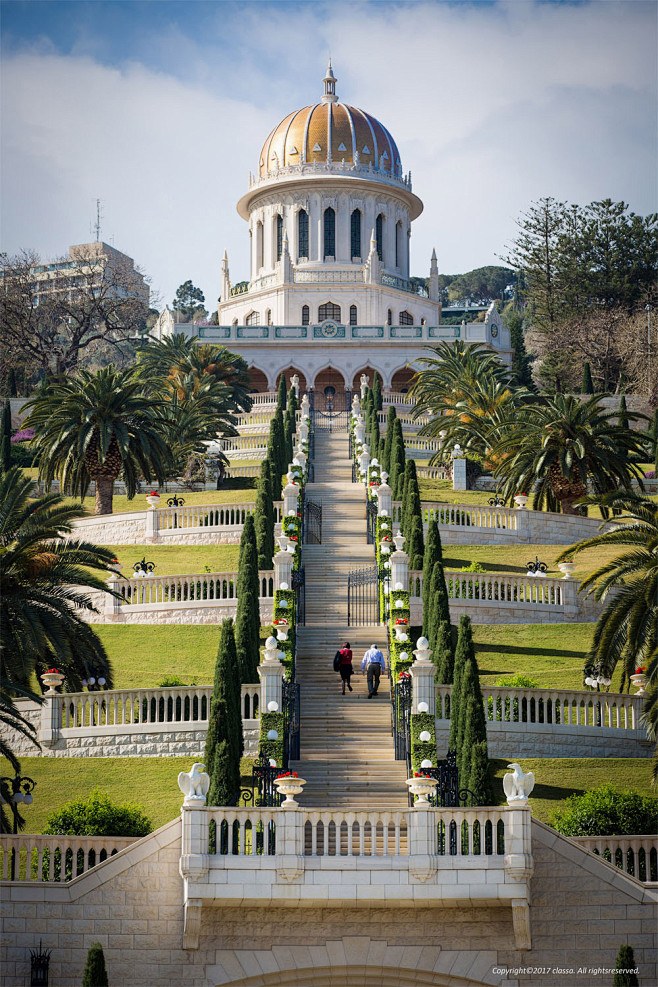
[380,544,391,555]
[558,562,576,579]
[146,493,161,508]
[406,776,437,806]
[41,670,65,694]
[274,773,307,808]
[274,619,289,641]
[630,672,647,695]
[514,494,529,509]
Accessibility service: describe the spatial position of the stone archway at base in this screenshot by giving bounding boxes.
[390,366,416,392]
[207,941,500,987]
[247,367,269,392]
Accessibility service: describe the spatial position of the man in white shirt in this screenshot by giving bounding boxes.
[361,644,386,698]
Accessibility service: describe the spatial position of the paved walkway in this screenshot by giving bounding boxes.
[289,427,408,808]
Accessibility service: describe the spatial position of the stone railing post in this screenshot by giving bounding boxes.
[451,445,467,491]
[514,507,530,543]
[37,673,63,749]
[408,807,438,881]
[258,637,285,713]
[390,535,409,591]
[357,449,370,477]
[276,806,305,881]
[561,577,578,617]
[282,480,299,517]
[504,806,534,949]
[297,421,309,444]
[145,503,159,543]
[410,637,435,715]
[375,473,392,516]
[104,572,122,621]
[273,540,294,589]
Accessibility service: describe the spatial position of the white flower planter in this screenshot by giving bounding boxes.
[275,625,289,641]
[406,776,437,806]
[41,672,65,694]
[146,495,161,508]
[630,673,647,696]
[514,495,529,509]
[558,562,576,579]
[273,776,307,808]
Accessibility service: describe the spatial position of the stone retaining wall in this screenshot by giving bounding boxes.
[83,601,274,625]
[435,721,651,759]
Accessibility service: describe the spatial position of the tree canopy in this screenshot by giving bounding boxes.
[172,280,208,323]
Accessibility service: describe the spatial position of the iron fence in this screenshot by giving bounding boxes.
[366,500,378,544]
[283,679,300,763]
[305,500,322,544]
[240,752,283,809]
[347,564,385,626]
[394,676,412,770]
[313,410,349,431]
[292,566,305,625]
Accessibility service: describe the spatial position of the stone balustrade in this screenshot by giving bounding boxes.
[568,835,658,885]
[407,568,589,623]
[382,391,415,406]
[415,465,448,480]
[0,834,138,883]
[60,685,213,729]
[248,391,278,406]
[433,684,649,759]
[400,436,441,452]
[180,803,532,948]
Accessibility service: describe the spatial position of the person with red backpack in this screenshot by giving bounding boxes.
[335,641,353,695]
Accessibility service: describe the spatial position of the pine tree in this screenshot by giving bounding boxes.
[422,519,443,620]
[468,740,493,806]
[613,945,639,987]
[254,460,274,569]
[235,514,261,683]
[0,401,11,473]
[448,615,473,751]
[407,515,424,570]
[426,560,451,650]
[618,395,630,431]
[434,621,454,685]
[382,405,397,472]
[205,619,242,804]
[372,372,383,411]
[582,361,594,394]
[276,374,287,411]
[82,942,109,987]
[388,419,406,500]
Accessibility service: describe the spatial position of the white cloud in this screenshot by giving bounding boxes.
[1,1,655,308]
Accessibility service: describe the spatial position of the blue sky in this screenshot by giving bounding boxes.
[2,0,656,310]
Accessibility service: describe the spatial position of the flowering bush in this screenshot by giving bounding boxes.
[645,471,656,479]
[398,671,411,680]
[11,428,35,443]
[276,771,298,779]
[273,617,288,625]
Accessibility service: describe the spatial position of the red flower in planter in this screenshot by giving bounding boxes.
[148,491,160,497]
[395,618,408,625]
[635,667,647,674]
[46,668,60,674]
[288,535,298,541]
[276,771,298,779]
[399,671,411,680]
[414,772,432,779]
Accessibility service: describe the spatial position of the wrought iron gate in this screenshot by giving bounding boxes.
[243,752,283,809]
[347,564,387,626]
[393,675,412,768]
[366,500,378,544]
[292,567,305,625]
[282,679,300,762]
[312,410,349,431]
[304,500,322,544]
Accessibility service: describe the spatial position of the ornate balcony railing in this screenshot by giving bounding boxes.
[568,835,658,884]
[0,835,138,883]
[391,501,518,531]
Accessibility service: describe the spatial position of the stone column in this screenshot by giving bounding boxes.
[258,637,285,713]
[282,479,299,516]
[273,540,294,589]
[145,503,159,543]
[37,674,63,749]
[375,474,392,516]
[504,806,534,949]
[410,637,435,715]
[297,421,309,444]
[276,805,305,881]
[451,445,467,491]
[300,394,310,417]
[407,807,438,881]
[390,534,408,590]
[357,449,370,477]
[104,572,122,621]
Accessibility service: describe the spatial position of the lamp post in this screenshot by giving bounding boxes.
[0,774,37,834]
[133,557,156,577]
[166,495,185,507]
[584,664,611,727]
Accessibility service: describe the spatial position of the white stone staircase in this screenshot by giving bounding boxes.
[289,429,408,808]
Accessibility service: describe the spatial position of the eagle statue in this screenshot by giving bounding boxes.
[503,763,535,803]
[178,763,210,803]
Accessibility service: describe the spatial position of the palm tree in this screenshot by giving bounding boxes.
[409,340,510,419]
[1,465,115,711]
[491,394,646,514]
[555,492,657,777]
[22,366,171,514]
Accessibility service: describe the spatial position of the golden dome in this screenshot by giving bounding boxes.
[258,63,402,180]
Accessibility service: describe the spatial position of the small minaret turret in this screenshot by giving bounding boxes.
[429,248,439,302]
[221,250,231,304]
[279,229,293,284]
[321,59,338,104]
[364,228,381,284]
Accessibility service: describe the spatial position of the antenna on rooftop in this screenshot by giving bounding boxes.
[91,199,103,242]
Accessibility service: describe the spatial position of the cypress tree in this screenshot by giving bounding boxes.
[613,945,639,987]
[235,514,261,683]
[382,404,397,472]
[7,368,17,398]
[581,362,594,394]
[653,409,658,472]
[407,514,424,571]
[0,400,11,473]
[402,461,421,539]
[284,404,295,467]
[388,418,406,501]
[422,519,443,619]
[434,621,454,685]
[378,435,386,466]
[426,560,451,650]
[254,461,274,568]
[288,385,298,414]
[618,395,630,431]
[205,619,242,804]
[457,691,477,779]
[468,740,493,806]
[372,372,383,411]
[369,409,380,455]
[82,942,109,987]
[270,410,286,481]
[448,615,473,751]
[276,374,287,411]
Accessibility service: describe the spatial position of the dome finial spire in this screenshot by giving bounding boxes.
[321,58,337,104]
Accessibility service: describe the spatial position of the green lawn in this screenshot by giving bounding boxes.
[4,755,653,833]
[441,542,619,581]
[96,624,273,688]
[419,477,658,513]
[106,544,240,576]
[0,757,256,834]
[490,758,656,824]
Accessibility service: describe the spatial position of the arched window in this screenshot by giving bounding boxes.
[245,311,260,326]
[301,305,310,326]
[324,207,335,259]
[318,301,341,322]
[349,304,358,325]
[387,309,392,325]
[256,221,264,271]
[396,221,403,268]
[350,209,362,258]
[376,213,384,262]
[399,311,414,325]
[276,214,283,261]
[298,209,309,259]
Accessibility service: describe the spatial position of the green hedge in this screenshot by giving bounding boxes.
[258,712,285,766]
[410,712,437,774]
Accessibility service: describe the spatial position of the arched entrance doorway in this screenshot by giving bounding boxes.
[276,368,308,394]
[312,367,347,411]
[351,366,381,394]
[390,366,415,393]
[247,367,269,393]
